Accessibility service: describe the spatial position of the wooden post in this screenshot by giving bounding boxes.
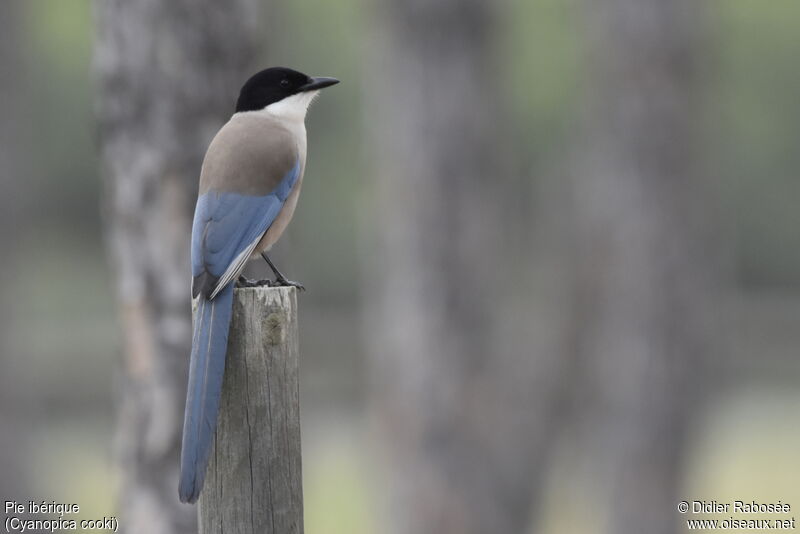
[198,286,303,534]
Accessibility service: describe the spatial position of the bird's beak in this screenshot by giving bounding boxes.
[299,77,340,91]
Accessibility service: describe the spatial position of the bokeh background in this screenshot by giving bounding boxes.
[1,0,799,533]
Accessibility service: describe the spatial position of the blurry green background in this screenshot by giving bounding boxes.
[2,1,799,533]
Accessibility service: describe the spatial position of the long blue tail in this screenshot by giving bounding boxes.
[178,284,234,503]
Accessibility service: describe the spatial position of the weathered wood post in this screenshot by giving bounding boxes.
[198,286,303,534]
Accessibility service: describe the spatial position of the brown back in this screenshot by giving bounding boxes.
[199,113,298,197]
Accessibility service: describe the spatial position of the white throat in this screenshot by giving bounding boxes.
[260,90,320,122]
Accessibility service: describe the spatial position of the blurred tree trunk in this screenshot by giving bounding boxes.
[0,0,32,503]
[363,2,560,533]
[565,1,716,532]
[94,1,259,532]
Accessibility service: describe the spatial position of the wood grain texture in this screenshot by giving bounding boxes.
[199,286,303,534]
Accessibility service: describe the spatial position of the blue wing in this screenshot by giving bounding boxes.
[190,159,301,299]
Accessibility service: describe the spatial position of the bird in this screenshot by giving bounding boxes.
[178,67,339,503]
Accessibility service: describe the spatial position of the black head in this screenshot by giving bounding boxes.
[235,67,339,113]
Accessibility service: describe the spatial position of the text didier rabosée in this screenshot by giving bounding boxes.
[693,500,792,514]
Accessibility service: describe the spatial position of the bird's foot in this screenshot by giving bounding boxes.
[236,275,305,291]
[236,275,272,288]
[273,277,306,292]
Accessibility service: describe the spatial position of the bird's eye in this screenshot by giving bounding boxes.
[280,79,290,88]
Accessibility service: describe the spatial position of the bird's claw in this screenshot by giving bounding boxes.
[236,275,305,291]
[236,276,272,288]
